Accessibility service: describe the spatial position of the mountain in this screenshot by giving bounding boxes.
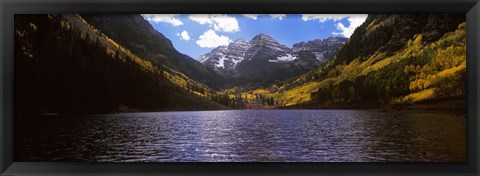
[200,33,346,87]
[235,34,316,85]
[14,14,465,113]
[199,38,250,77]
[272,14,466,108]
[243,33,293,62]
[14,14,228,114]
[80,14,225,90]
[292,36,348,62]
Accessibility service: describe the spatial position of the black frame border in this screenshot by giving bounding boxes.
[1,0,479,175]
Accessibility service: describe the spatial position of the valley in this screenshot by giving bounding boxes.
[14,14,467,114]
[13,13,468,163]
[198,14,467,111]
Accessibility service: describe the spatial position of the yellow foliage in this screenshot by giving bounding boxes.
[251,89,270,95]
[274,20,466,107]
[362,54,395,74]
[274,80,326,106]
[401,88,435,104]
[193,91,204,97]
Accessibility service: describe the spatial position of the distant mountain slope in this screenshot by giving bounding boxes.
[80,14,225,90]
[200,34,345,87]
[273,14,466,108]
[14,14,228,114]
[292,36,348,62]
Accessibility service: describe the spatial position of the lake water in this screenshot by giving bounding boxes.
[14,109,466,162]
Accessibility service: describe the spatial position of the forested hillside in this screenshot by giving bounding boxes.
[80,15,225,90]
[14,14,467,113]
[269,14,466,109]
[14,14,228,114]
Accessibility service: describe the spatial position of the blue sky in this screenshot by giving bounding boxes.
[142,14,368,59]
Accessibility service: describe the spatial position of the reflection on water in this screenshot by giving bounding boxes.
[15,109,466,162]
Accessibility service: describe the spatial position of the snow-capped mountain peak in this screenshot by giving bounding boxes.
[198,39,250,76]
[199,34,347,77]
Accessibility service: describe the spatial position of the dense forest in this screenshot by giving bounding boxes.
[14,14,467,114]
[80,15,226,90]
[255,14,466,110]
[14,14,228,114]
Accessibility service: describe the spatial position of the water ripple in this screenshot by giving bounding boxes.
[15,109,466,162]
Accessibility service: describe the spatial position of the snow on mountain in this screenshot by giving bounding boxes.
[292,36,348,62]
[277,54,297,61]
[200,34,347,77]
[244,33,292,62]
[215,55,227,68]
[199,39,250,76]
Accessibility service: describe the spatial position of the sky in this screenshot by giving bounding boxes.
[142,14,368,60]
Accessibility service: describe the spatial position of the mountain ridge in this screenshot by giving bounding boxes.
[199,33,347,87]
[14,14,466,113]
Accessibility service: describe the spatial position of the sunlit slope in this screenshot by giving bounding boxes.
[274,14,466,108]
[80,14,226,90]
[15,14,228,114]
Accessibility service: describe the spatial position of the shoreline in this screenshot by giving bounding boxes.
[281,99,467,114]
[15,99,466,117]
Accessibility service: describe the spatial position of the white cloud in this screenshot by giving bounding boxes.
[196,29,232,48]
[141,14,184,26]
[243,14,259,20]
[300,14,367,37]
[188,14,211,25]
[301,14,348,23]
[269,14,286,20]
[332,15,368,37]
[188,14,240,33]
[176,30,191,41]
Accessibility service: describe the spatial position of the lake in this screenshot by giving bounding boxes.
[14,109,466,162]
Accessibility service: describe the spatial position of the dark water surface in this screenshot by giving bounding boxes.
[15,109,466,162]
